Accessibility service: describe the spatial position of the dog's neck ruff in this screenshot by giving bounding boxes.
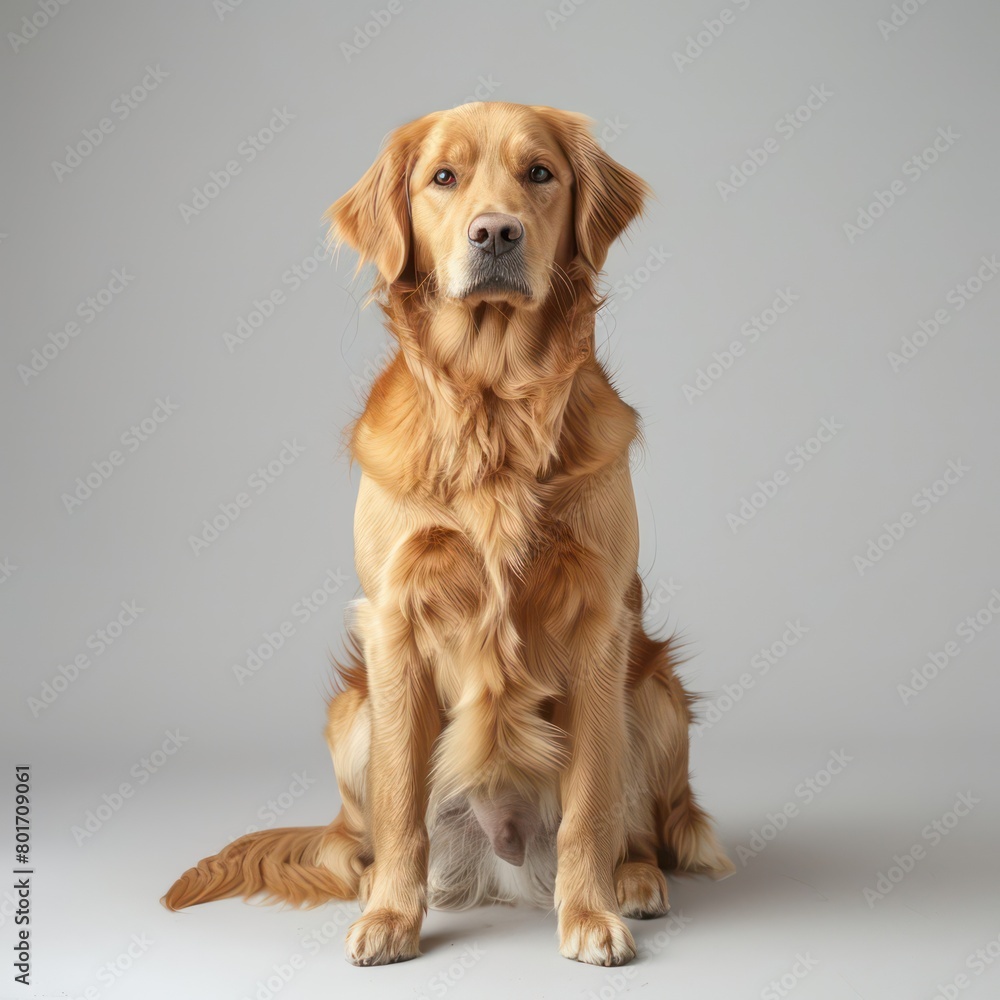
[376,278,595,476]
[350,275,638,503]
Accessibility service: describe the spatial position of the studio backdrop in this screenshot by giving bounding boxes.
[2,1,999,998]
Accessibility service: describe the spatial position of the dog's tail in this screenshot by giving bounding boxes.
[161,819,362,910]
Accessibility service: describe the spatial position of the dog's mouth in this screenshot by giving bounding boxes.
[454,250,534,303]
[461,277,533,302]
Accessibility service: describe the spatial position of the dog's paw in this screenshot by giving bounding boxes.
[345,907,421,966]
[559,909,636,966]
[615,861,670,919]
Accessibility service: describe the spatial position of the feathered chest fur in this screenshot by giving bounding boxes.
[350,296,638,583]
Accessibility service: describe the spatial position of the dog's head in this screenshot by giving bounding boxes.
[328,102,649,307]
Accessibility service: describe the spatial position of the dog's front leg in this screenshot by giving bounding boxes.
[555,622,636,967]
[345,602,439,965]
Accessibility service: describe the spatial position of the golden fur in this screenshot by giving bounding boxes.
[163,102,732,967]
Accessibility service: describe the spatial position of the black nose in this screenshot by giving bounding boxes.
[468,213,523,256]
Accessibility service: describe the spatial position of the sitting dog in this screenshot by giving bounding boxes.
[163,102,732,967]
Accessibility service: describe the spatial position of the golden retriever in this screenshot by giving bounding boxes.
[163,101,732,967]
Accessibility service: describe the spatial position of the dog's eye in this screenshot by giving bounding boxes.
[528,165,552,184]
[433,168,456,187]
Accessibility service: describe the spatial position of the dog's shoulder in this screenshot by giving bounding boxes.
[350,351,424,489]
[557,358,639,477]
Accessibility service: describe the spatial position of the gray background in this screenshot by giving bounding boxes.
[2,0,999,997]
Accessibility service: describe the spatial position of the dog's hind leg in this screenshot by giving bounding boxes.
[628,630,734,881]
[604,674,729,924]
[320,659,374,894]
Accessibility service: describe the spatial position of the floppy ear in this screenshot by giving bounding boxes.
[325,116,435,289]
[533,107,651,273]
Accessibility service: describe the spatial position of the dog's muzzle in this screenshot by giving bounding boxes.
[461,213,532,299]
